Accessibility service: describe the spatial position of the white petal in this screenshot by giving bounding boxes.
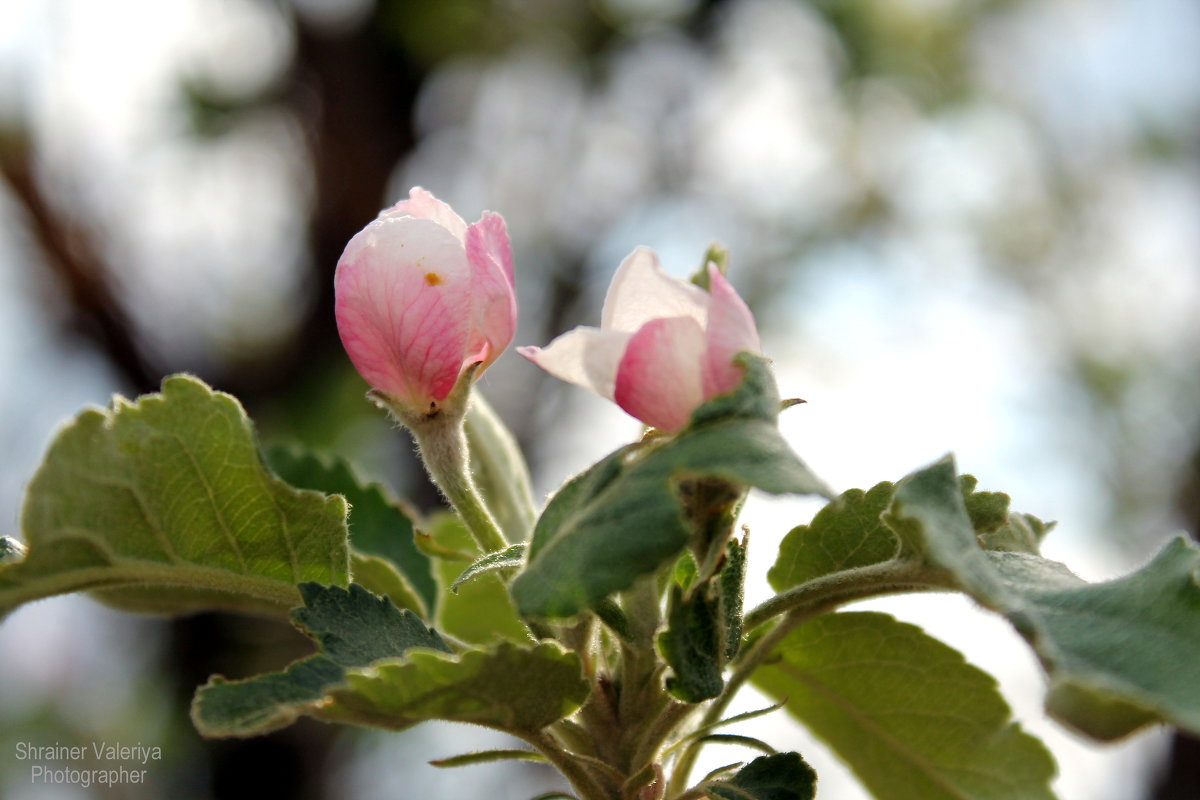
[518,327,632,401]
[600,247,709,333]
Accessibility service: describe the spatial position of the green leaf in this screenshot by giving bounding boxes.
[694,734,777,756]
[752,612,1055,800]
[349,552,425,616]
[513,355,828,618]
[700,752,817,800]
[451,544,526,593]
[719,537,747,660]
[660,584,724,703]
[991,542,1200,740]
[321,641,589,734]
[192,582,449,737]
[2,376,349,620]
[428,514,529,645]
[886,456,1200,740]
[267,447,437,614]
[429,748,547,768]
[769,482,899,592]
[665,701,787,756]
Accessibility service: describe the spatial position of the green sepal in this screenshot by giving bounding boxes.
[2,376,349,621]
[512,354,828,618]
[699,752,817,800]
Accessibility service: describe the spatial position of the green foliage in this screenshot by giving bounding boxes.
[429,749,548,768]
[753,612,1055,800]
[192,582,448,737]
[661,537,748,702]
[660,584,724,702]
[512,354,828,618]
[451,544,526,593]
[321,641,589,735]
[267,447,437,613]
[769,482,899,591]
[700,752,817,800]
[1,376,349,620]
[719,537,747,660]
[349,552,426,617]
[886,456,1200,740]
[427,514,529,645]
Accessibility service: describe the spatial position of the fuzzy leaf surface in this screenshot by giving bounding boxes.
[753,612,1055,800]
[886,455,1200,740]
[769,482,899,591]
[268,447,436,614]
[192,582,447,737]
[700,752,817,800]
[428,514,529,645]
[513,355,827,617]
[322,641,589,734]
[2,376,349,620]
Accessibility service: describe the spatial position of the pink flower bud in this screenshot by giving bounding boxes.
[335,188,517,414]
[519,247,762,433]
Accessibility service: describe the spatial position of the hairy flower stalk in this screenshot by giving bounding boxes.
[335,187,516,554]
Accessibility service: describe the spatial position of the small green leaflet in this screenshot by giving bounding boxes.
[700,752,817,800]
[513,354,828,618]
[886,455,1200,740]
[192,582,448,737]
[752,612,1055,800]
[427,514,530,645]
[451,544,526,593]
[2,376,349,620]
[768,475,1046,594]
[660,584,724,702]
[267,447,437,615]
[769,482,899,591]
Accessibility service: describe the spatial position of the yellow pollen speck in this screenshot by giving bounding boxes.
[424,272,442,286]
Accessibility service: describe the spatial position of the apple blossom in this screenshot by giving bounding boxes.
[520,247,762,432]
[334,187,516,417]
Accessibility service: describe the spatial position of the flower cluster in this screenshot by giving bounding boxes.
[335,188,761,431]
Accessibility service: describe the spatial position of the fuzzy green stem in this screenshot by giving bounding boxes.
[742,558,950,631]
[372,376,510,555]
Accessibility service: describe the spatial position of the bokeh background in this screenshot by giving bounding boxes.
[1,0,1197,798]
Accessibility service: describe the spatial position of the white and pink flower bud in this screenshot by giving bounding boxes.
[520,247,762,433]
[334,188,517,416]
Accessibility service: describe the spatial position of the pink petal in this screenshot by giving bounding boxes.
[701,264,762,398]
[518,328,632,401]
[601,247,709,333]
[614,316,707,432]
[379,187,468,243]
[465,212,518,369]
[335,216,473,405]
